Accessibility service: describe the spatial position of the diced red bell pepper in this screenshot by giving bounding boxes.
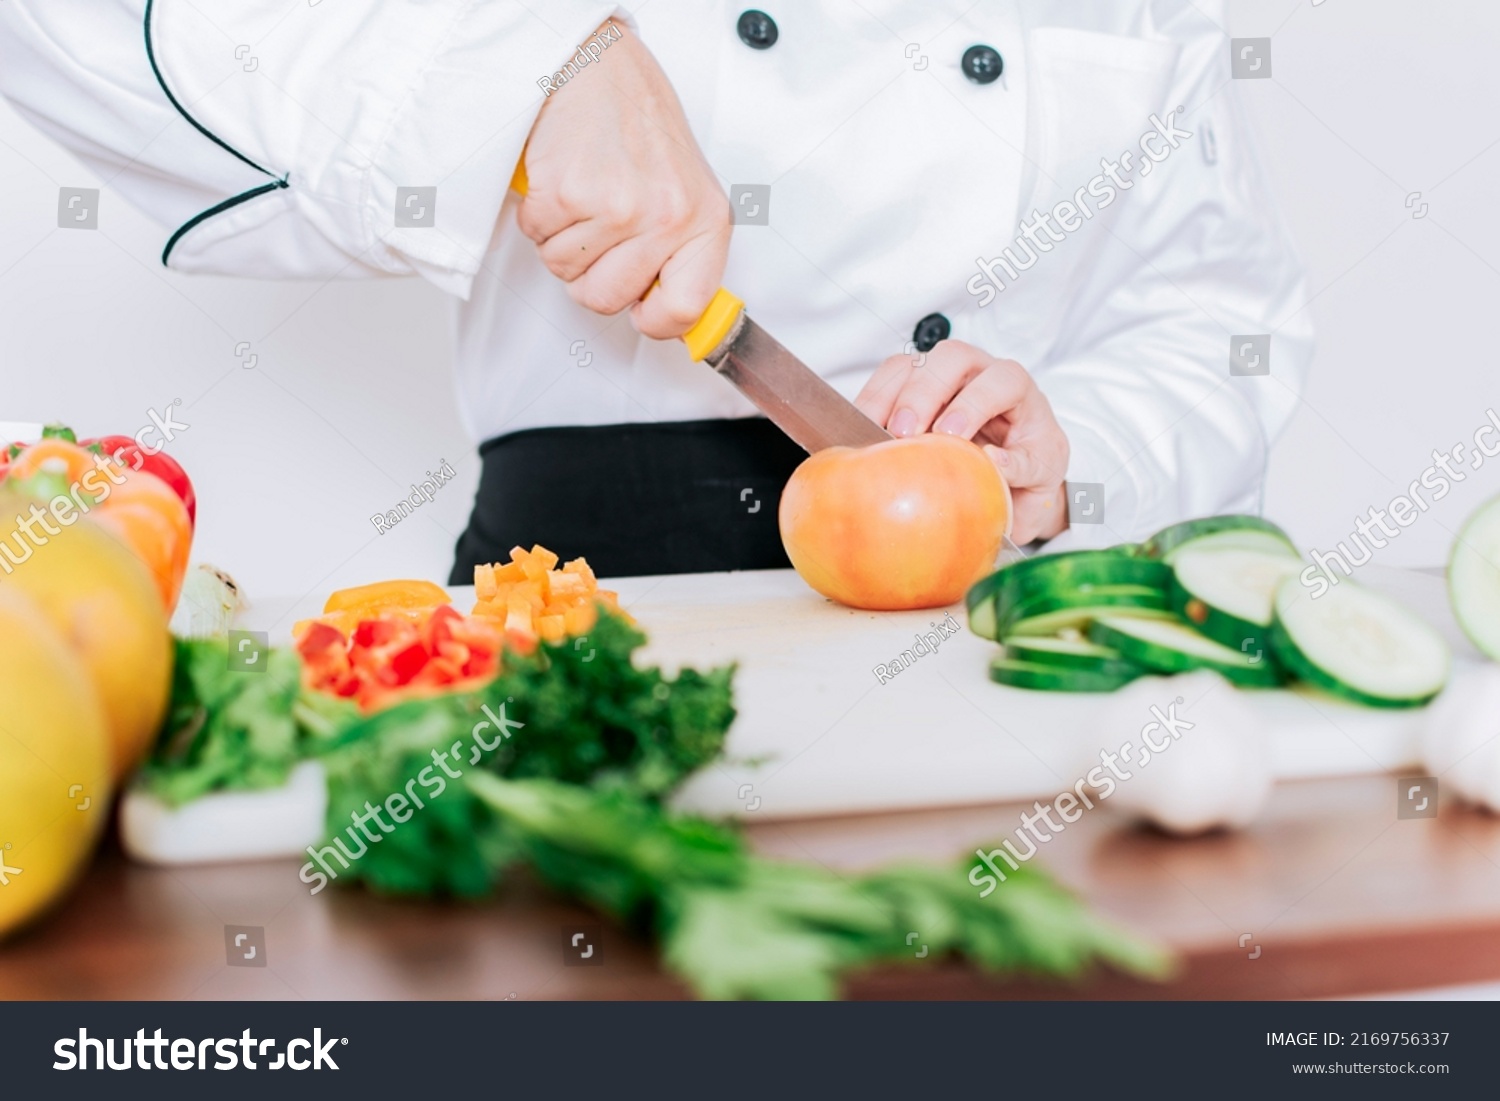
[332,672,362,699]
[426,604,462,647]
[296,603,504,711]
[385,640,430,686]
[297,621,346,659]
[352,618,402,649]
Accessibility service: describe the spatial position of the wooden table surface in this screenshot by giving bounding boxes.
[3,772,1498,1001]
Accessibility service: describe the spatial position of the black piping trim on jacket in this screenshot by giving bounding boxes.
[158,180,287,267]
[144,0,290,264]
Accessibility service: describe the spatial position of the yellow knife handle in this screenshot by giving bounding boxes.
[509,159,530,195]
[680,287,743,362]
[509,159,742,362]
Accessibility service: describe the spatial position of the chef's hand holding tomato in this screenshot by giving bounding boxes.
[856,341,1071,545]
[515,22,732,341]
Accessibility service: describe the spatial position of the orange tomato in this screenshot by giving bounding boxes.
[778,434,1011,610]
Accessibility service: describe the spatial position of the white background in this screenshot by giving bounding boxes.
[2,0,1498,601]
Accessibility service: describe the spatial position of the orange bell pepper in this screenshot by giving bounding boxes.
[6,438,192,611]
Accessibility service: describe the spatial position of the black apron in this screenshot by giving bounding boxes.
[450,417,807,583]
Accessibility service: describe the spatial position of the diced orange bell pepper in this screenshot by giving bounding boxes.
[536,614,566,644]
[562,557,597,585]
[550,572,588,598]
[527,544,560,571]
[474,563,498,600]
[562,603,597,635]
[468,546,631,645]
[505,592,533,636]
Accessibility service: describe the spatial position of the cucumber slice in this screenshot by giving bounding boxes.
[967,551,1168,613]
[965,551,1170,640]
[1171,547,1305,654]
[1270,578,1450,708]
[1089,615,1284,687]
[1007,605,1175,637]
[988,657,1142,693]
[968,598,999,643]
[1166,530,1302,562]
[1007,582,1169,621]
[1003,635,1144,677]
[1449,494,1500,660]
[1139,515,1297,563]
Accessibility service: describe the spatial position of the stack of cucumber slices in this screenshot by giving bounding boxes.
[966,515,1451,708]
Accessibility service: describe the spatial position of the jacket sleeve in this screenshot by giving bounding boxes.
[1035,2,1314,550]
[0,0,623,297]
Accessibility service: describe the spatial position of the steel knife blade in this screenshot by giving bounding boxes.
[703,311,892,453]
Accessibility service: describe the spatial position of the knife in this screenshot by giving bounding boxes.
[509,163,890,452]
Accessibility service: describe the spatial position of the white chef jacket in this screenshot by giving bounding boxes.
[0,0,1312,548]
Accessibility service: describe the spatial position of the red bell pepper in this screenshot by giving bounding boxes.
[84,434,196,527]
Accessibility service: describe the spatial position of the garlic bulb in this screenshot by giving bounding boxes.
[1086,670,1273,835]
[1422,664,1500,810]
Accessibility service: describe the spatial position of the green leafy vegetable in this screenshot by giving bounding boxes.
[139,637,356,806]
[468,774,1172,1000]
[147,610,1169,999]
[316,610,736,897]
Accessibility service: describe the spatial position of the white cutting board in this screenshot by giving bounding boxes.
[267,565,1469,820]
[124,564,1474,863]
[617,566,1470,819]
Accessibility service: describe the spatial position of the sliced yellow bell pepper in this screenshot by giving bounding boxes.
[323,579,451,616]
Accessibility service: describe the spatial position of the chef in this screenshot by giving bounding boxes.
[0,1,1311,581]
